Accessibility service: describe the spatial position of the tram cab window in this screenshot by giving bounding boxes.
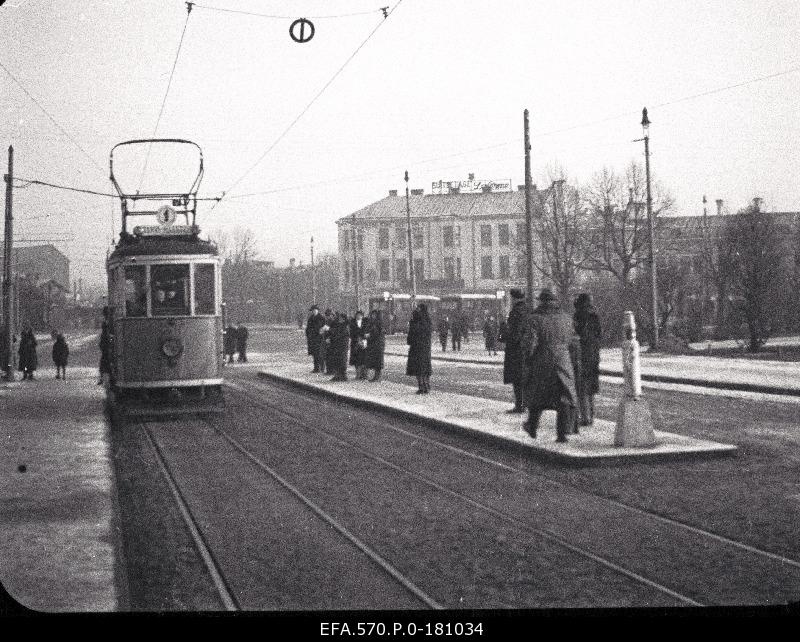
[194,264,216,315]
[151,264,190,317]
[124,266,147,317]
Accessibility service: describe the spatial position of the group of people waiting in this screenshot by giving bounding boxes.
[502,288,601,443]
[223,323,250,364]
[305,306,386,382]
[0,324,70,381]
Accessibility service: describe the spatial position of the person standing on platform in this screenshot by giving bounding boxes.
[98,309,112,385]
[365,309,385,381]
[573,293,602,427]
[224,324,237,364]
[483,315,499,356]
[521,288,578,443]
[52,333,69,380]
[437,315,450,352]
[349,310,368,380]
[461,312,470,344]
[236,323,249,363]
[329,312,351,381]
[500,289,529,414]
[322,308,335,374]
[18,324,38,381]
[450,313,462,352]
[406,304,432,394]
[305,305,326,372]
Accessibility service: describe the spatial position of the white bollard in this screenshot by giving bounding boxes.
[615,311,657,448]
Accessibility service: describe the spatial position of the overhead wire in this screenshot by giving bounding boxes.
[191,3,385,20]
[0,59,105,177]
[212,0,405,209]
[136,2,194,194]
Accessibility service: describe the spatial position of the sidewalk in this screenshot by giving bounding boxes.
[384,337,800,395]
[257,357,737,466]
[0,366,124,611]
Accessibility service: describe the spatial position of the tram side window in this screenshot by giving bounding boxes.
[124,266,147,317]
[194,264,216,315]
[151,264,190,317]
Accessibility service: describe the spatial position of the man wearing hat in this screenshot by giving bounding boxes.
[521,288,579,443]
[305,304,327,372]
[500,288,529,413]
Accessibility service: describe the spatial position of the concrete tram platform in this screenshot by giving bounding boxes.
[0,366,124,612]
[257,359,738,466]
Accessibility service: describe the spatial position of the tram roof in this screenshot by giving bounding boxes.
[108,232,218,261]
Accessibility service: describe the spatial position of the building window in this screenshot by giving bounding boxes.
[516,256,526,279]
[499,255,510,279]
[443,225,454,248]
[481,224,492,247]
[516,223,526,246]
[443,257,454,281]
[481,256,493,279]
[413,230,424,249]
[395,258,407,280]
[454,225,461,247]
[342,230,350,252]
[414,259,425,282]
[456,257,462,279]
[379,259,390,282]
[378,227,389,250]
[344,260,350,285]
[498,223,510,246]
[396,226,406,249]
[357,230,364,251]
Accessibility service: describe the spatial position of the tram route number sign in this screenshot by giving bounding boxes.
[289,18,315,43]
[156,205,177,226]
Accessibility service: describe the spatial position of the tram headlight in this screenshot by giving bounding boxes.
[161,338,183,359]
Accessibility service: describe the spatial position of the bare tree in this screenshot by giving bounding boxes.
[721,202,789,351]
[529,169,593,302]
[583,162,674,289]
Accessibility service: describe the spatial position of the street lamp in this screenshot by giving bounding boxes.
[636,107,659,350]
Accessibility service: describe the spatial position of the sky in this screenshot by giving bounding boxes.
[2,0,799,290]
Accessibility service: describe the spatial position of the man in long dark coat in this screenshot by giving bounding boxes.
[18,324,38,381]
[521,288,578,443]
[329,312,351,381]
[305,305,326,372]
[224,324,237,364]
[406,304,432,393]
[450,314,462,352]
[436,316,450,352]
[500,289,529,413]
[349,310,368,379]
[573,293,602,426]
[365,309,385,381]
[236,323,249,362]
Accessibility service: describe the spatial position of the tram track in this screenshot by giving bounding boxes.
[229,376,800,573]
[221,379,706,607]
[137,415,441,610]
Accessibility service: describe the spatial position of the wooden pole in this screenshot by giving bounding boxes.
[3,145,14,380]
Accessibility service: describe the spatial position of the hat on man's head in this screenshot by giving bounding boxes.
[309,304,319,311]
[538,288,557,302]
[509,288,525,299]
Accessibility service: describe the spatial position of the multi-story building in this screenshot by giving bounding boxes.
[336,183,549,303]
[0,244,70,291]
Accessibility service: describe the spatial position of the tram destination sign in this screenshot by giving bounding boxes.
[133,224,199,236]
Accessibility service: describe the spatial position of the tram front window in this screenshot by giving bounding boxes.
[151,264,190,316]
[124,266,147,317]
[194,264,215,315]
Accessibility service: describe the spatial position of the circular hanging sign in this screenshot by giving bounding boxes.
[156,205,177,226]
[289,18,315,43]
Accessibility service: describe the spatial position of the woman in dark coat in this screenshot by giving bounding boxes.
[52,333,69,379]
[348,310,368,379]
[224,325,237,364]
[501,289,529,413]
[365,309,385,381]
[18,325,38,381]
[573,293,602,426]
[483,315,499,355]
[406,304,432,394]
[329,312,351,381]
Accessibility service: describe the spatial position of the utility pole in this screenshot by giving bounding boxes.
[310,236,316,303]
[640,107,658,350]
[523,110,535,302]
[351,213,359,311]
[405,170,417,304]
[3,145,14,380]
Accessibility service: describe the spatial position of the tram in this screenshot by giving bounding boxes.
[105,139,224,417]
[368,293,441,334]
